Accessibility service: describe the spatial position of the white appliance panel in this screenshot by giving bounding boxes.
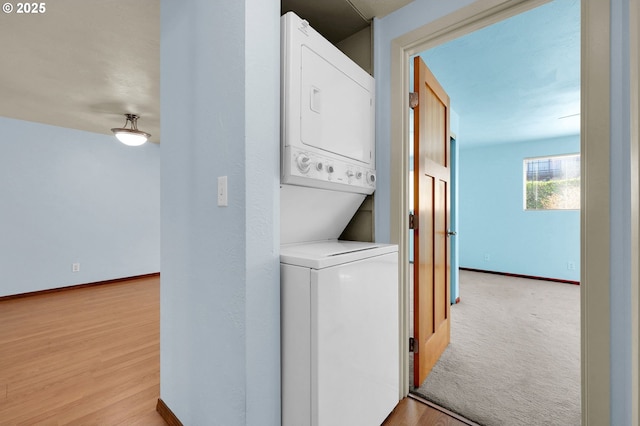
[280,240,398,269]
[281,248,399,426]
[300,46,373,164]
[281,12,375,195]
[281,264,312,426]
[280,185,365,245]
[312,252,398,426]
[281,146,376,194]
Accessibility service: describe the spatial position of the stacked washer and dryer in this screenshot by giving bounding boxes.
[280,12,399,426]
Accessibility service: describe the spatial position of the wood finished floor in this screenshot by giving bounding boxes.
[0,276,471,425]
[0,276,165,425]
[383,396,476,426]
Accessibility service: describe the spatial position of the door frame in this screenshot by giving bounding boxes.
[388,0,615,423]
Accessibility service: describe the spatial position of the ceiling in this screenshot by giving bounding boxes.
[0,0,160,142]
[0,0,410,145]
[420,0,580,146]
[0,0,578,148]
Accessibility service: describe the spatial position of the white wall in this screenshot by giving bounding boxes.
[159,0,280,424]
[0,117,160,297]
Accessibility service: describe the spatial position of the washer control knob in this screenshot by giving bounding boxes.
[356,171,363,179]
[326,165,334,174]
[367,172,376,184]
[315,162,324,171]
[296,154,311,173]
[346,170,355,178]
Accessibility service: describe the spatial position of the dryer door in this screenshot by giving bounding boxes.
[300,45,374,165]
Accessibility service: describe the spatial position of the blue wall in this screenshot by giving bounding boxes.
[458,135,580,281]
[160,0,280,424]
[155,0,632,424]
[0,117,160,297]
[373,0,475,244]
[609,0,632,420]
[374,0,633,423]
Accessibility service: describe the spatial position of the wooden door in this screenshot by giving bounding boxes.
[412,56,451,387]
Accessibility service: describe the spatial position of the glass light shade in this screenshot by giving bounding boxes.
[111,114,151,146]
[112,129,149,146]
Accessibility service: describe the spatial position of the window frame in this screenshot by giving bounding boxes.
[523,153,581,211]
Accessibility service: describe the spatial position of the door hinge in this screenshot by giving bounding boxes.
[409,337,418,353]
[409,92,419,109]
[409,212,417,230]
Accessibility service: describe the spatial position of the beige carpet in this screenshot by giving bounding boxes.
[411,270,580,426]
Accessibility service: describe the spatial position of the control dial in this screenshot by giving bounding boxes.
[367,172,376,184]
[296,154,311,173]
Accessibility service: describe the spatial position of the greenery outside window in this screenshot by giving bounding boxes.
[524,154,580,210]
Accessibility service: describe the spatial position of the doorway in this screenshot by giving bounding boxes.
[408,9,582,420]
[386,0,613,423]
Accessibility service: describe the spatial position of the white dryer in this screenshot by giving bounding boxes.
[280,11,376,245]
[280,240,399,426]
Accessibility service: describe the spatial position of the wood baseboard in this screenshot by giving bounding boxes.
[0,272,160,302]
[460,268,579,285]
[156,398,183,426]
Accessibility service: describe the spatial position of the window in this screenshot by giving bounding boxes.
[524,154,580,210]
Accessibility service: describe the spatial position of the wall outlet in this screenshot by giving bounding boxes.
[484,253,490,262]
[72,263,80,272]
[567,262,576,270]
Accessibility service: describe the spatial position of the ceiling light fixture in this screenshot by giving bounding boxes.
[111,114,151,146]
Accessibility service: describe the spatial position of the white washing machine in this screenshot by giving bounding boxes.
[280,12,399,426]
[280,240,399,426]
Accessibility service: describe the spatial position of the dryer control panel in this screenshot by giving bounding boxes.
[282,147,375,194]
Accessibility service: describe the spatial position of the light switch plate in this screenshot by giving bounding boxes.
[218,176,228,207]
